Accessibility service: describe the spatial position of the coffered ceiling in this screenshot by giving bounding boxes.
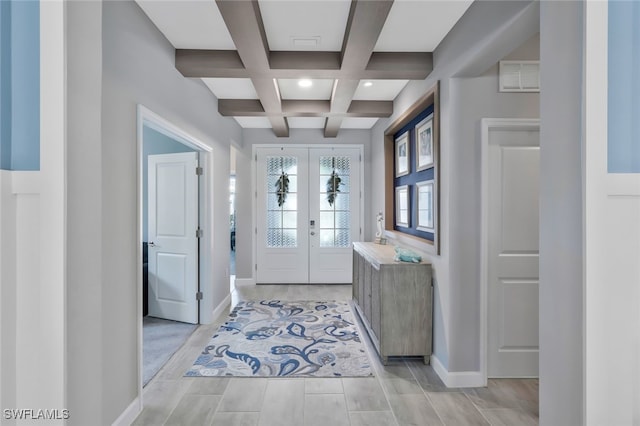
[136,0,473,137]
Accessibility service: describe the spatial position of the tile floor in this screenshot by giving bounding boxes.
[133,283,538,426]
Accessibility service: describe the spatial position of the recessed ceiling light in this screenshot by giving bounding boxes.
[298,79,313,88]
[363,81,373,87]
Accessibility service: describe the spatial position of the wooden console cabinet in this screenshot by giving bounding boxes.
[352,242,432,364]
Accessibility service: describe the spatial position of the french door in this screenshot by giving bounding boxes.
[256,146,361,284]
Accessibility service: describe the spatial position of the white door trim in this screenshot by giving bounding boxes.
[480,118,540,385]
[136,105,214,398]
[251,144,364,284]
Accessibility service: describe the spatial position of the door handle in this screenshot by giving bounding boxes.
[148,241,157,247]
[310,232,316,236]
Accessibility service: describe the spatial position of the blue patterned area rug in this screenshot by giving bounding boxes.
[185,300,373,377]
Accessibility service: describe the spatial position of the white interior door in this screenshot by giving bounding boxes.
[256,146,361,284]
[488,127,540,377]
[148,152,199,324]
[309,148,361,283]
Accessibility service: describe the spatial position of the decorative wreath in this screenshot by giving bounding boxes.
[275,158,289,207]
[326,158,343,206]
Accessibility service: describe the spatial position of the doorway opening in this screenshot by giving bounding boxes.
[230,146,237,292]
[136,105,214,390]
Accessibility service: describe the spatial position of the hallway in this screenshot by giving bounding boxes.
[133,284,538,425]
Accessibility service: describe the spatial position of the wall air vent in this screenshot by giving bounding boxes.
[499,61,540,92]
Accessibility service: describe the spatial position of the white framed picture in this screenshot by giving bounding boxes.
[395,185,410,227]
[395,132,410,177]
[416,180,435,233]
[415,114,434,171]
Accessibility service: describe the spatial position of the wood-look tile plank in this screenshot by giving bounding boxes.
[463,384,522,410]
[349,411,399,426]
[164,394,220,426]
[427,392,490,426]
[381,377,424,395]
[155,348,203,381]
[517,398,539,419]
[464,379,539,419]
[507,379,539,402]
[342,377,390,411]
[387,394,444,426]
[211,412,260,426]
[218,378,268,412]
[479,408,538,426]
[405,359,454,393]
[304,378,343,394]
[132,380,191,426]
[377,362,415,379]
[303,394,350,426]
[185,377,231,395]
[258,379,305,426]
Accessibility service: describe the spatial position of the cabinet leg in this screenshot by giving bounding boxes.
[423,355,431,365]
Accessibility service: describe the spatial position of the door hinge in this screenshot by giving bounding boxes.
[196,228,203,238]
[196,291,203,300]
[255,154,257,162]
[359,154,362,162]
[255,227,258,235]
[196,166,203,175]
[255,264,258,271]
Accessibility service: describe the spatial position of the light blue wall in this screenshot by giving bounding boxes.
[142,125,196,241]
[608,0,640,173]
[0,0,39,171]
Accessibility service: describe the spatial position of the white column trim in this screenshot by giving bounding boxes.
[39,0,67,415]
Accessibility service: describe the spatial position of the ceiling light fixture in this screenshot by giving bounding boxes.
[298,79,313,88]
[363,81,373,87]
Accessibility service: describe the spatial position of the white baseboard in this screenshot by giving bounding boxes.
[111,396,141,426]
[210,293,231,323]
[234,278,255,286]
[431,355,487,388]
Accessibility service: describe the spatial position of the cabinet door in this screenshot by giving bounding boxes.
[358,254,366,309]
[352,252,360,302]
[363,262,372,321]
[371,266,381,339]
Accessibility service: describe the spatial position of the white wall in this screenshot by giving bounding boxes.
[64,1,242,424]
[370,0,539,377]
[234,128,372,281]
